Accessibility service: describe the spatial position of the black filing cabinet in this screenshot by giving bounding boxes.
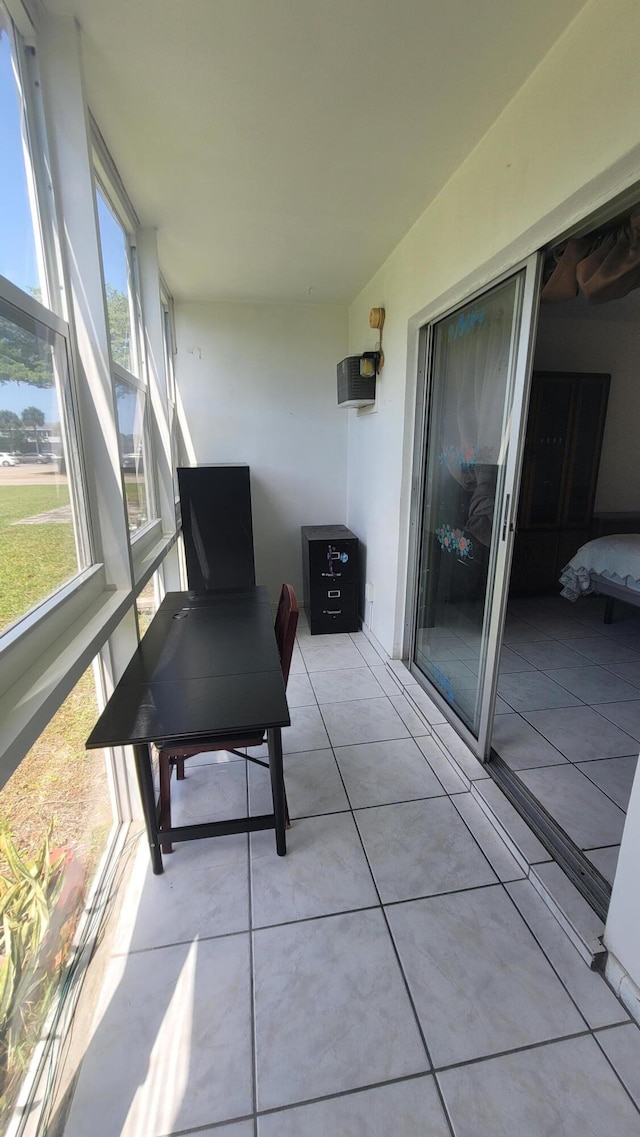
[301,525,359,634]
[178,465,255,592]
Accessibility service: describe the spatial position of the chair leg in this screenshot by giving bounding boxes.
[159,753,174,854]
[176,757,186,779]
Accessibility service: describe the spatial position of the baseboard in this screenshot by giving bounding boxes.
[357,618,389,663]
[605,953,640,1025]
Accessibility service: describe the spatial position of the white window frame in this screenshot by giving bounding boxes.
[92,157,161,554]
[160,281,180,504]
[0,11,106,753]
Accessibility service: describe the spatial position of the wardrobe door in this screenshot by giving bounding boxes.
[525,375,572,528]
[565,373,610,528]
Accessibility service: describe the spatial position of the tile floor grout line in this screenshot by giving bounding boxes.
[497,879,597,1033]
[249,877,515,935]
[366,866,457,1137]
[250,674,430,1127]
[318,723,445,1086]
[335,750,459,1137]
[591,1025,640,1118]
[584,842,625,852]
[446,791,518,884]
[577,763,633,814]
[251,1070,436,1121]
[431,1021,640,1112]
[111,924,251,957]
[158,1110,255,1136]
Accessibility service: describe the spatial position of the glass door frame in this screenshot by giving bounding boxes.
[405,251,543,761]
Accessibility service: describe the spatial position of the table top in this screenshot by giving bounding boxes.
[86,586,290,749]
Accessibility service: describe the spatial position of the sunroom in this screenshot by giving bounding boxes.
[1,0,640,1134]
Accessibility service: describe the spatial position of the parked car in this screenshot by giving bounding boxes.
[0,453,20,466]
[34,453,53,463]
[121,453,143,472]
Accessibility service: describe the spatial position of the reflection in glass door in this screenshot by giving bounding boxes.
[410,259,540,756]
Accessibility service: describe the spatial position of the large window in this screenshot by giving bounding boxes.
[114,377,151,531]
[95,182,157,537]
[160,286,179,496]
[0,299,89,635]
[0,659,113,1129]
[0,6,178,1130]
[0,9,45,300]
[0,9,89,639]
[95,188,136,375]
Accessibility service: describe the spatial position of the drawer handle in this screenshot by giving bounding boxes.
[323,609,342,615]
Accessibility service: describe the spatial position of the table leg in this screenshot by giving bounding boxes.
[133,743,163,875]
[267,727,287,856]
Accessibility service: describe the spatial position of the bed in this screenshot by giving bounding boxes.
[559,533,640,622]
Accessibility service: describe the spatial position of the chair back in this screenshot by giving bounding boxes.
[274,583,299,687]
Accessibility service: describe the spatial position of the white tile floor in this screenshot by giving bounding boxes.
[493,595,640,879]
[61,611,640,1137]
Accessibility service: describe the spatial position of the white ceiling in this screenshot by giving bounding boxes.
[58,0,588,304]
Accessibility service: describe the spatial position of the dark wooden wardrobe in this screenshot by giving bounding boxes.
[509,371,610,595]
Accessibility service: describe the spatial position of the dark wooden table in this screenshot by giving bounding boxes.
[86,587,290,873]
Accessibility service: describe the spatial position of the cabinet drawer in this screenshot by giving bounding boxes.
[308,539,357,584]
[306,581,358,634]
[308,608,359,634]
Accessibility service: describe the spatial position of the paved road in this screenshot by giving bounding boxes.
[0,464,68,488]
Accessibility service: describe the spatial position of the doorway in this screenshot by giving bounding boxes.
[488,288,640,918]
[408,213,640,919]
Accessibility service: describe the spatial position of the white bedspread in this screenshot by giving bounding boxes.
[559,533,640,601]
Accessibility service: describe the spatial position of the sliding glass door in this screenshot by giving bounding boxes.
[409,255,541,758]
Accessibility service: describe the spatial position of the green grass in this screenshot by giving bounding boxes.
[0,485,78,633]
[0,665,112,1128]
[0,486,112,1124]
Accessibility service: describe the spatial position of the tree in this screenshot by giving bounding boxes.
[0,410,25,452]
[21,406,45,428]
[0,410,21,429]
[22,406,46,454]
[105,285,132,370]
[0,316,55,389]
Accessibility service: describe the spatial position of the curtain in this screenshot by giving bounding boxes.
[541,205,640,305]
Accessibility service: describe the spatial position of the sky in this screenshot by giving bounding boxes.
[1,24,133,430]
[0,27,130,299]
[0,28,39,294]
[0,383,54,418]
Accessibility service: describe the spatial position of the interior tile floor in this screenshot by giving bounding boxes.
[493,594,640,883]
[59,608,640,1137]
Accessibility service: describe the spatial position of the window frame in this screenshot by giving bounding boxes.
[92,153,160,546]
[0,11,95,651]
[160,281,180,502]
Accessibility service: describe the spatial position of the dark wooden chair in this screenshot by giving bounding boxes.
[157,583,299,853]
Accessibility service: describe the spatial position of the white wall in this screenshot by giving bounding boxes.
[534,306,640,512]
[174,301,348,602]
[346,0,640,655]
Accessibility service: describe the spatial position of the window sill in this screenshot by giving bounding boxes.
[0,582,135,789]
[131,523,179,592]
